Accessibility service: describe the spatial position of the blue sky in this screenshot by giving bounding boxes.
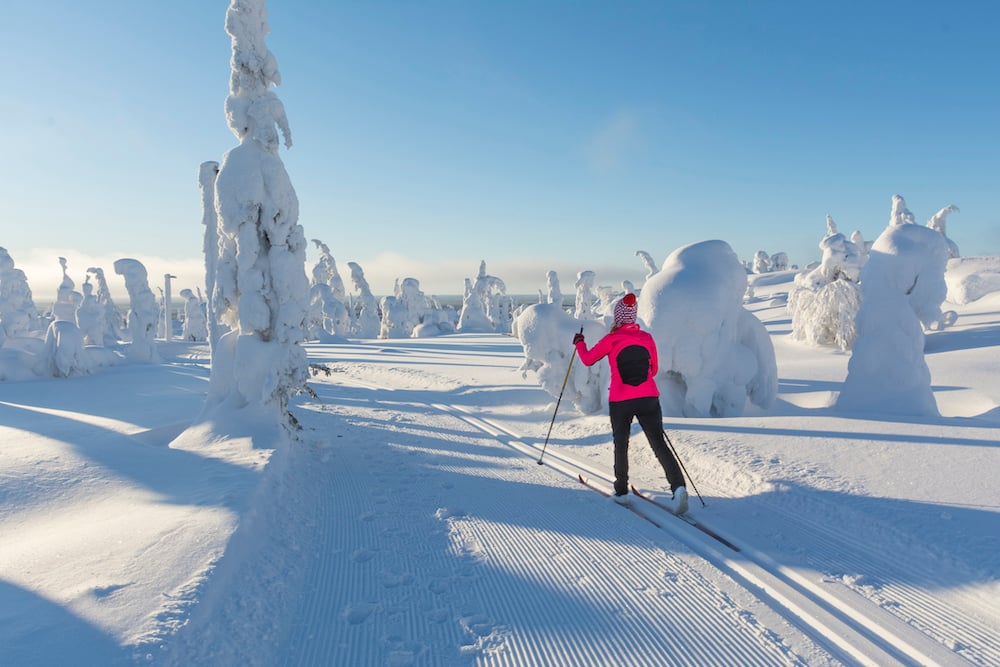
[4,1,998,297]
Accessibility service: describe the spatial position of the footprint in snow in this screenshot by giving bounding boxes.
[352,549,377,563]
[342,602,378,624]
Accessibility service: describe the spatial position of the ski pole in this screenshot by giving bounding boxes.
[663,430,706,507]
[538,328,582,465]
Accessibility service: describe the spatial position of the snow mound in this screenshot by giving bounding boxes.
[946,256,1000,304]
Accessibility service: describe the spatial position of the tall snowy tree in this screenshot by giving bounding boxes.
[199,161,224,349]
[114,258,159,363]
[837,197,950,417]
[205,0,310,430]
[347,261,381,338]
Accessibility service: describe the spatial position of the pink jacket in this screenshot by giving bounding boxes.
[575,323,660,402]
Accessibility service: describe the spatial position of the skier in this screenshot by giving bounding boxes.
[572,293,688,514]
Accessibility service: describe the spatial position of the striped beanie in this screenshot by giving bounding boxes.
[613,293,638,329]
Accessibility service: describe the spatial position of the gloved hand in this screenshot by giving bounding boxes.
[573,332,585,345]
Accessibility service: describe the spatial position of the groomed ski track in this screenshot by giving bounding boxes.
[162,335,995,666]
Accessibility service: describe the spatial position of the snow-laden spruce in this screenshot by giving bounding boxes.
[640,240,777,417]
[75,279,105,347]
[1,252,122,380]
[179,289,208,342]
[114,258,160,364]
[543,269,563,305]
[635,250,659,284]
[787,215,865,351]
[201,0,310,432]
[0,247,42,345]
[837,195,951,416]
[198,160,224,348]
[347,261,381,338]
[458,261,513,334]
[926,204,960,259]
[574,270,600,320]
[84,266,124,347]
[457,277,494,333]
[380,277,454,338]
[306,239,350,341]
[514,295,606,415]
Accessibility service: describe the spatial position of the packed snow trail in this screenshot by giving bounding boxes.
[162,338,830,666]
[160,334,998,666]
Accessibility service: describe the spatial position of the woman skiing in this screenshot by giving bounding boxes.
[572,293,688,514]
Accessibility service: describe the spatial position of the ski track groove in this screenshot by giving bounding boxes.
[294,378,804,666]
[441,404,977,667]
[682,435,1000,665]
[443,505,786,667]
[758,501,1000,665]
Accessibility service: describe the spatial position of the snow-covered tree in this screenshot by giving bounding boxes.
[574,270,599,319]
[787,215,864,351]
[306,283,350,341]
[457,277,494,332]
[304,241,350,340]
[114,258,159,363]
[837,203,951,417]
[635,250,659,283]
[0,247,42,343]
[42,319,88,378]
[205,0,310,429]
[545,270,563,306]
[458,261,511,333]
[752,250,771,274]
[310,239,347,302]
[639,240,777,418]
[379,294,408,339]
[347,261,380,338]
[75,279,105,346]
[594,285,620,318]
[926,204,960,259]
[513,300,607,415]
[889,193,916,226]
[885,196,955,331]
[477,261,513,333]
[161,273,179,342]
[179,289,208,342]
[770,252,789,271]
[399,278,431,335]
[52,257,82,323]
[849,230,871,265]
[85,267,124,346]
[199,161,225,348]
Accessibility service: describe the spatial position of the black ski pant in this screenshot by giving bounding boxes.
[609,396,685,496]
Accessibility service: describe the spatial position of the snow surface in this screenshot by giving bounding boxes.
[2,272,999,666]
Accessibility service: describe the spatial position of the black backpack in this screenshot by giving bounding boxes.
[616,345,650,386]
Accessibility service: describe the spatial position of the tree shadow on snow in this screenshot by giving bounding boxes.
[0,580,126,666]
[924,322,1000,354]
[0,397,260,512]
[700,480,1000,598]
[667,418,1000,450]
